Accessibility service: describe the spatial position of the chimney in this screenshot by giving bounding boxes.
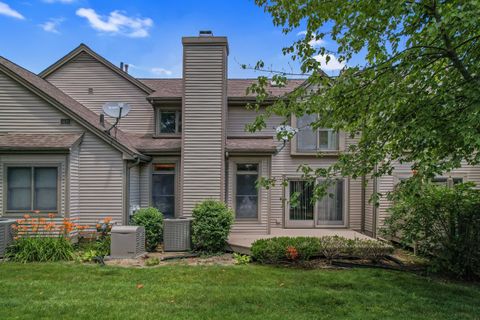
[180,32,229,216]
[120,62,124,71]
[124,64,129,73]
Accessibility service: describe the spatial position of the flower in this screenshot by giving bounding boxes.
[48,213,56,219]
[23,214,30,219]
[33,210,40,214]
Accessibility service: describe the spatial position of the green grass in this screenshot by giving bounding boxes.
[0,263,479,320]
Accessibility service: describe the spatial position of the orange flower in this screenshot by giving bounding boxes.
[104,217,112,223]
[11,224,17,230]
[33,210,40,214]
[48,213,56,219]
[23,214,30,219]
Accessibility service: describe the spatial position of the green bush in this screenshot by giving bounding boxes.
[145,257,160,266]
[191,200,234,253]
[251,236,393,264]
[251,237,321,263]
[233,253,251,265]
[384,181,480,279]
[351,239,394,263]
[5,237,74,263]
[131,207,163,252]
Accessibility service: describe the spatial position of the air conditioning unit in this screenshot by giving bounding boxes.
[0,218,15,258]
[163,218,192,252]
[110,225,146,259]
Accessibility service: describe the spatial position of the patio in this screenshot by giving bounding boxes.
[228,229,372,254]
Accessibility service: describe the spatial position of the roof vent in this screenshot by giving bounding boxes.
[199,30,213,37]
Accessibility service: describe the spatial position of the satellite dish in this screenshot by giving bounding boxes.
[102,102,131,118]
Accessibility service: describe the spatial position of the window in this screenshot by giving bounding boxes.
[432,177,463,187]
[7,167,58,212]
[152,163,176,218]
[296,114,338,152]
[317,180,344,225]
[157,109,182,134]
[235,163,259,219]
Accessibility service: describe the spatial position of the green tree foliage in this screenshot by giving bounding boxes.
[384,181,480,279]
[248,0,480,191]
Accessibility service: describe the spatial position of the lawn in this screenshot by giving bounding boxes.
[0,263,479,320]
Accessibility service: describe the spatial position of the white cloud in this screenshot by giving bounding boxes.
[0,2,25,19]
[39,18,64,34]
[76,8,153,38]
[150,67,173,76]
[313,54,346,71]
[43,0,76,3]
[297,30,325,47]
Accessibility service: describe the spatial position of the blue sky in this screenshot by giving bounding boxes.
[0,0,346,78]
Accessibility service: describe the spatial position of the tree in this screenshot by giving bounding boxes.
[247,0,480,195]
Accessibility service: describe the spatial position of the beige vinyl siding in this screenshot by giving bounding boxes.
[227,106,283,137]
[129,165,140,215]
[77,132,124,225]
[348,177,362,231]
[363,177,375,235]
[139,163,151,208]
[69,144,80,221]
[0,71,125,225]
[181,44,227,216]
[227,157,269,234]
[44,52,154,134]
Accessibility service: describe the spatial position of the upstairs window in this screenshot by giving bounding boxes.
[156,108,182,135]
[7,166,58,212]
[296,114,338,152]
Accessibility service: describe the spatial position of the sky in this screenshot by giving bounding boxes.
[0,0,347,79]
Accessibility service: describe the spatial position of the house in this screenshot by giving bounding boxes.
[1,32,479,241]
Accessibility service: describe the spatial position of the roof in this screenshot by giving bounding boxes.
[39,44,153,94]
[126,134,278,154]
[226,137,278,154]
[0,133,83,151]
[139,78,306,100]
[0,56,144,159]
[126,134,181,154]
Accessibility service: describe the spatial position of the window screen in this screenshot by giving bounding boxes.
[235,163,258,219]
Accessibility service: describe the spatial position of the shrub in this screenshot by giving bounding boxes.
[351,239,394,263]
[251,237,321,263]
[6,237,74,263]
[131,207,164,252]
[145,257,160,266]
[233,253,251,265]
[384,181,480,279]
[318,236,352,261]
[191,200,234,253]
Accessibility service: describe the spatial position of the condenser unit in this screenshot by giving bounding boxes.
[163,218,192,252]
[110,225,146,259]
[0,218,15,258]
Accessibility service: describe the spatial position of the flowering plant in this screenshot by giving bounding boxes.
[285,245,299,261]
[11,213,88,240]
[96,217,113,239]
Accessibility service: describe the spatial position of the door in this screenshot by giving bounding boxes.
[285,179,345,228]
[151,163,176,218]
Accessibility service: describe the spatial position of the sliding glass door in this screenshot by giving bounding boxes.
[285,179,344,228]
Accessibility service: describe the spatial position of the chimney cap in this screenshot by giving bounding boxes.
[199,30,213,37]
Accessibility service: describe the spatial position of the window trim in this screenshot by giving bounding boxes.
[149,159,180,218]
[393,172,467,187]
[3,163,61,215]
[232,160,261,221]
[290,114,345,156]
[154,106,182,137]
[283,176,348,228]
